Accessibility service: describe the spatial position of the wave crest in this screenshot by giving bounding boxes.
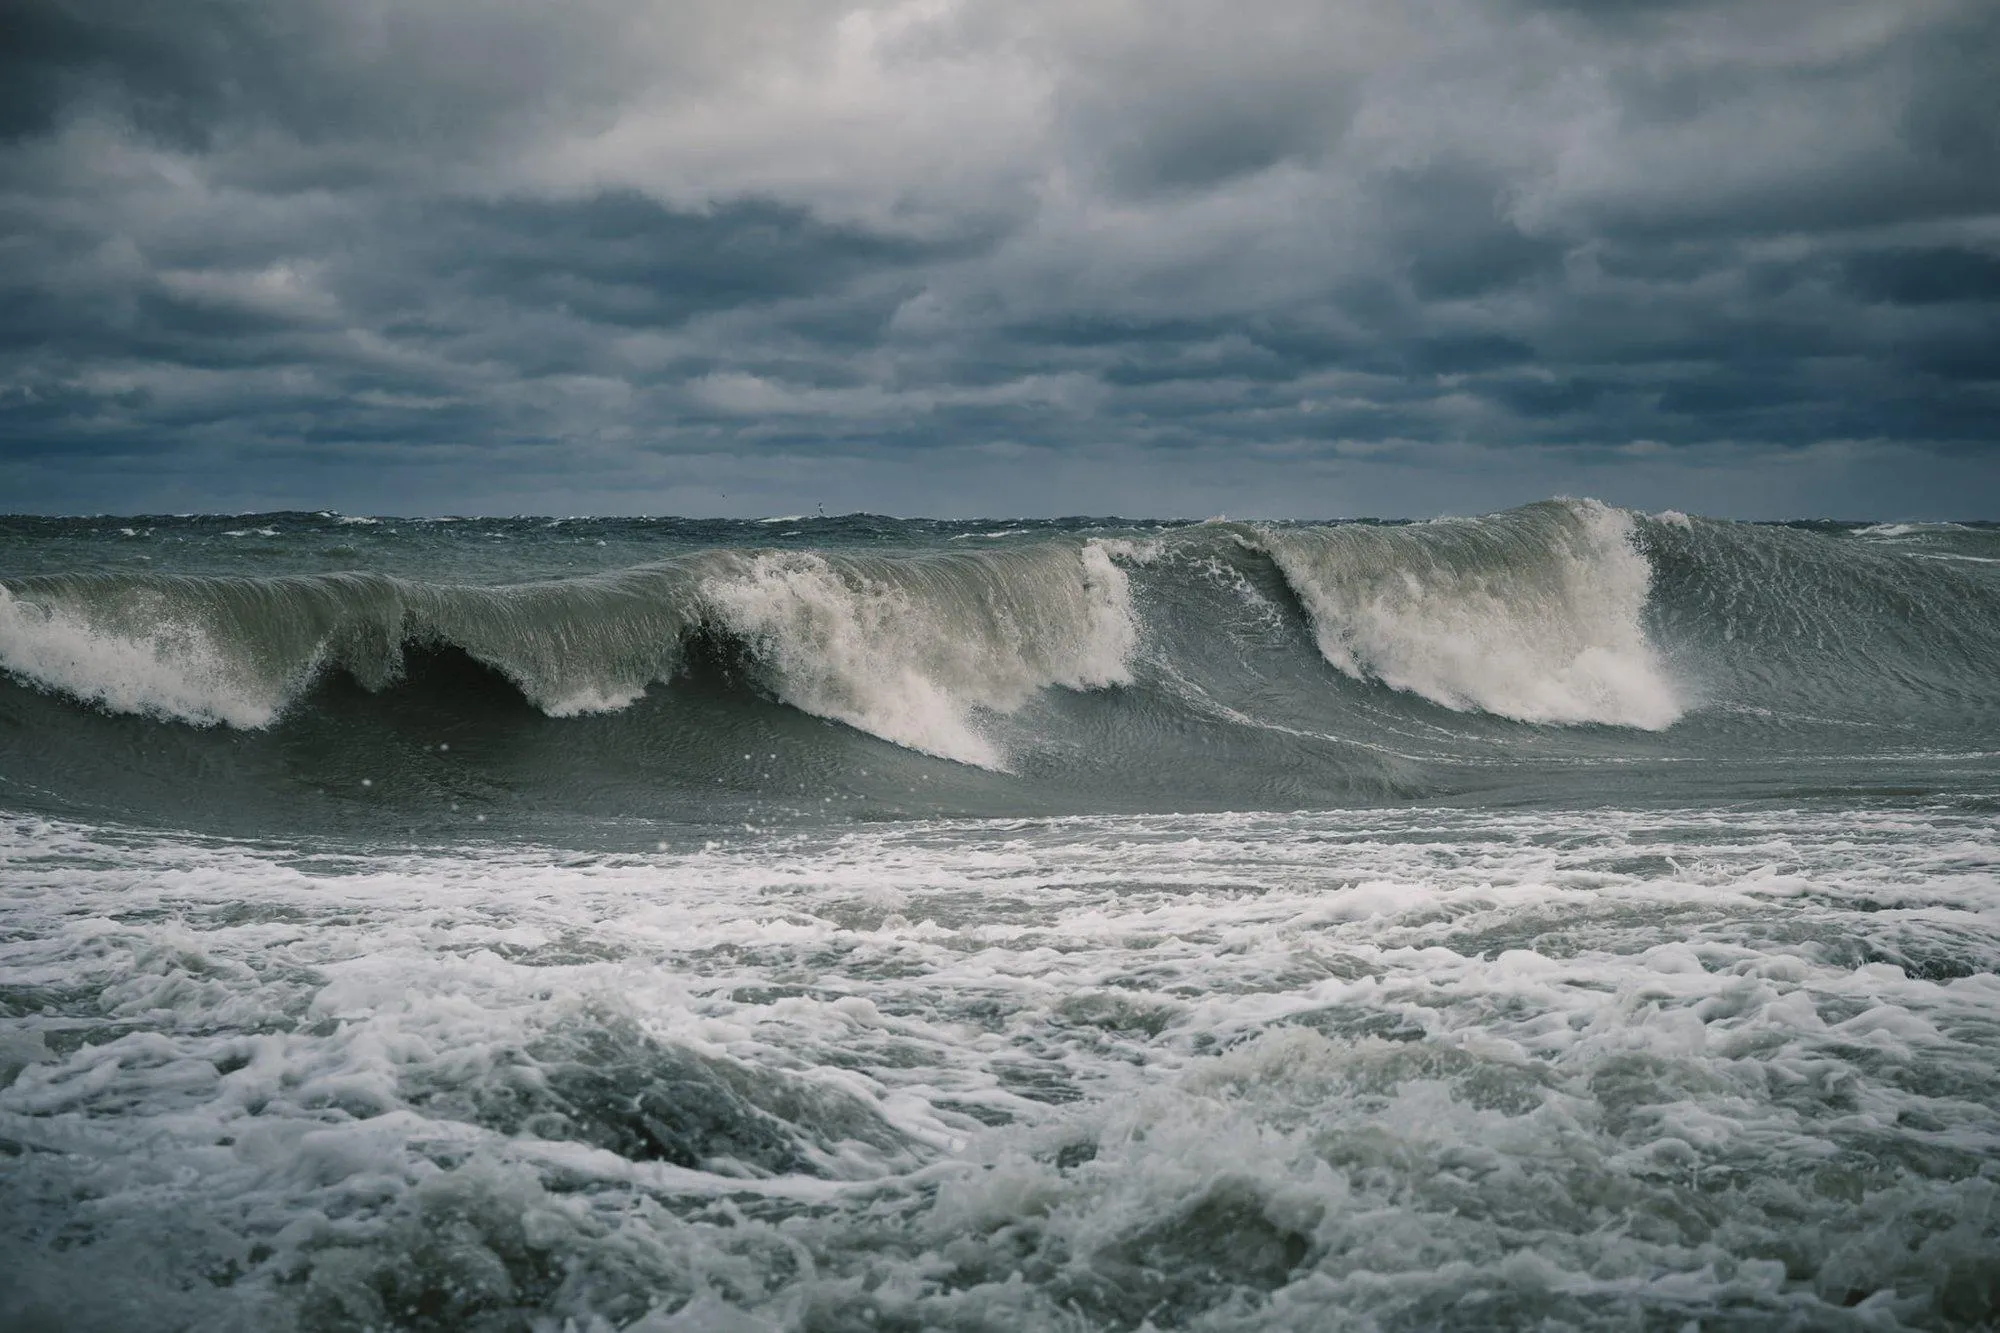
[0,543,1139,767]
[700,543,1134,766]
[1259,499,1683,729]
[0,580,329,728]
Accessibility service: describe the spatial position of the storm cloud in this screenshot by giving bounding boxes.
[2,0,1997,516]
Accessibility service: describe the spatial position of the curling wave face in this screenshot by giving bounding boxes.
[1,500,1997,834]
[1254,499,1680,728]
[0,542,1136,768]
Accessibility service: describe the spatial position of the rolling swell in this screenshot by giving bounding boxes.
[1635,510,2000,727]
[2,500,1998,832]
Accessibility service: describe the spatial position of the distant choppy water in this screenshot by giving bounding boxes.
[1,503,1997,1330]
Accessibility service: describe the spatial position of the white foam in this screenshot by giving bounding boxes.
[702,554,1007,765]
[1267,501,1683,729]
[538,683,651,717]
[698,543,1136,767]
[1,806,1994,1328]
[1074,541,1140,687]
[0,585,288,727]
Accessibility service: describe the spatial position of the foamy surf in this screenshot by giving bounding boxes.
[0,582,290,727]
[1,804,1994,1329]
[696,543,1135,767]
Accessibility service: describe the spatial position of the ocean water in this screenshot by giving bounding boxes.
[1,500,1996,1330]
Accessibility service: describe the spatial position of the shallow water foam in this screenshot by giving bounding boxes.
[2,806,1995,1330]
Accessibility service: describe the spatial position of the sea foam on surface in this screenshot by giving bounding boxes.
[2,806,1996,1330]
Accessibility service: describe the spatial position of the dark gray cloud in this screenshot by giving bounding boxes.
[1,0,1996,517]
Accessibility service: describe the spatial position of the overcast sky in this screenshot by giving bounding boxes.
[3,0,1997,518]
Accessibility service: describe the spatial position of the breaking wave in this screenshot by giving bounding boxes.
[3,498,1997,829]
[1255,499,1681,728]
[0,543,1135,768]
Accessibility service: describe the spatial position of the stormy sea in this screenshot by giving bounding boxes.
[1,498,1996,1332]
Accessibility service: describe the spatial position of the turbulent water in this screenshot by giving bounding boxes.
[1,500,1996,1330]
